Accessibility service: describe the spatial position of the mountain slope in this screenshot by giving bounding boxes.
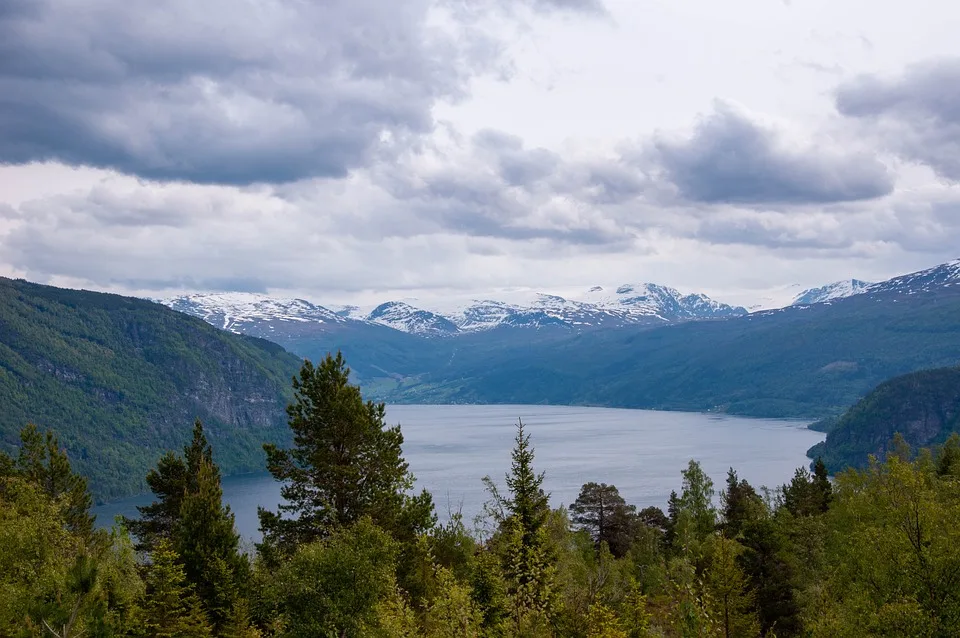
[792,279,873,305]
[376,274,960,418]
[808,366,960,472]
[0,278,302,501]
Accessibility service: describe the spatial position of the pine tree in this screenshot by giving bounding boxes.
[174,455,251,633]
[258,353,434,556]
[570,482,638,558]
[127,419,215,552]
[142,540,212,638]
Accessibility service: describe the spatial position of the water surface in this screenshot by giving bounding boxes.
[94,404,824,542]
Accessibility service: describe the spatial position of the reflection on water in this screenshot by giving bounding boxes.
[94,404,824,542]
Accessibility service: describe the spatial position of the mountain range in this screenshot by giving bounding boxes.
[158,258,960,419]
[162,282,750,339]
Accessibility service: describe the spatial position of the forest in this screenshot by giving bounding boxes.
[3,352,960,637]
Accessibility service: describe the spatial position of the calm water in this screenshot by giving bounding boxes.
[93,404,824,542]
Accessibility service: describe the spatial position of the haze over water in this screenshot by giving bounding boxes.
[94,404,824,542]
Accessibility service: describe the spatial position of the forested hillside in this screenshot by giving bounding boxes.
[374,285,960,418]
[0,277,302,501]
[809,365,960,471]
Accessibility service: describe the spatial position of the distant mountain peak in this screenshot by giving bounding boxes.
[366,301,460,336]
[792,279,873,306]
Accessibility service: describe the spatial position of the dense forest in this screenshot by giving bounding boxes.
[0,277,302,501]
[4,352,960,637]
[810,365,960,472]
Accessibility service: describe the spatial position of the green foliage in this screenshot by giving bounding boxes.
[812,365,960,472]
[269,517,399,637]
[570,482,638,558]
[259,353,435,558]
[0,425,144,637]
[142,539,213,638]
[0,277,300,501]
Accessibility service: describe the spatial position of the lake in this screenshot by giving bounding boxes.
[93,404,824,543]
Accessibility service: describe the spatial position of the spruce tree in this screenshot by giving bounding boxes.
[174,455,250,633]
[720,469,765,539]
[142,540,212,638]
[258,352,434,555]
[487,419,556,630]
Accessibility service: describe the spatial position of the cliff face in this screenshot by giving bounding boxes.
[0,277,302,501]
[809,366,960,472]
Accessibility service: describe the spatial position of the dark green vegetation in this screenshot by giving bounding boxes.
[810,365,960,472]
[6,352,960,637]
[226,285,960,420]
[0,277,301,501]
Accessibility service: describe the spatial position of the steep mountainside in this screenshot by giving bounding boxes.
[808,366,960,472]
[0,278,302,501]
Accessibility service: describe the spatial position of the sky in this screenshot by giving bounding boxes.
[2,0,960,308]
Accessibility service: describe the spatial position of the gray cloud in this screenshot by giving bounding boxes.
[836,58,960,180]
[0,0,603,186]
[651,102,894,205]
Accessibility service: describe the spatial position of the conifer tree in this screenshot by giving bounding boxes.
[570,482,638,558]
[127,419,214,552]
[174,455,250,633]
[142,540,212,638]
[720,469,765,539]
[258,353,434,556]
[486,419,557,631]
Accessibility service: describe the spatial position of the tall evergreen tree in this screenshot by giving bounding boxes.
[142,540,212,638]
[174,455,250,633]
[126,419,214,552]
[486,419,557,630]
[258,353,435,556]
[570,482,638,558]
[721,469,765,539]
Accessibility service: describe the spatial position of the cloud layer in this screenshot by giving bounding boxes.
[1,1,960,303]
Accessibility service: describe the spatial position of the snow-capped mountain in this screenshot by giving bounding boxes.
[791,279,873,306]
[366,302,459,336]
[866,259,960,296]
[164,293,345,332]
[790,259,960,307]
[161,284,747,338]
[579,283,747,321]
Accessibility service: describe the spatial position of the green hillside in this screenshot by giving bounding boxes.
[809,366,960,471]
[0,278,302,501]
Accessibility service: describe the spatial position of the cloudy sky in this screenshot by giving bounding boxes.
[2,0,959,308]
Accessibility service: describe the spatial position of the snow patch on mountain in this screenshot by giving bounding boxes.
[163,293,344,332]
[366,302,460,336]
[791,279,873,306]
